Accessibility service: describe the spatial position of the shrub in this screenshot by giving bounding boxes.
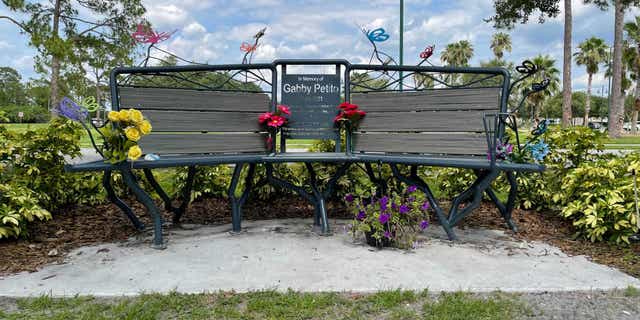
[175,165,232,201]
[559,154,639,244]
[0,105,51,123]
[515,126,605,211]
[1,119,103,211]
[0,182,51,238]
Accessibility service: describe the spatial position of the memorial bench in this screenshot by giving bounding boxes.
[66,60,546,248]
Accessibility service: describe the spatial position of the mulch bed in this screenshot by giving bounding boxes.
[1,196,639,278]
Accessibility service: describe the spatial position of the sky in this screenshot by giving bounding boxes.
[1,0,639,93]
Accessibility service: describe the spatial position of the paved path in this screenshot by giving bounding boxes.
[1,219,638,297]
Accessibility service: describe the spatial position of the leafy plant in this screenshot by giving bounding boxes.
[347,186,431,249]
[1,119,103,210]
[175,165,233,201]
[559,154,639,244]
[0,182,51,239]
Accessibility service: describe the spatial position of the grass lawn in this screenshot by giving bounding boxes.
[603,136,640,145]
[0,290,528,320]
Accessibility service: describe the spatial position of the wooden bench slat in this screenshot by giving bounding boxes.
[358,110,488,132]
[350,88,501,112]
[118,87,270,112]
[139,133,267,155]
[352,133,488,155]
[143,110,261,132]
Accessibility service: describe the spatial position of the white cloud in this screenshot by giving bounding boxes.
[418,10,473,36]
[145,4,190,28]
[0,40,11,49]
[183,22,206,35]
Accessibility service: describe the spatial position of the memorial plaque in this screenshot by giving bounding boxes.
[281,73,341,139]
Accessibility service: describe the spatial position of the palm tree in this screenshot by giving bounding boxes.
[441,40,474,66]
[574,37,608,127]
[625,16,640,134]
[441,40,474,84]
[523,55,561,120]
[490,32,512,61]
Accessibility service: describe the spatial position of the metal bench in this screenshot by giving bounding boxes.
[346,64,544,241]
[66,60,546,248]
[67,64,276,249]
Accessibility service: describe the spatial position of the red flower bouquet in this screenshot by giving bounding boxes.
[258,104,291,151]
[334,102,366,129]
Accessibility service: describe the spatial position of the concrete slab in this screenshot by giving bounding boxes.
[0,219,638,297]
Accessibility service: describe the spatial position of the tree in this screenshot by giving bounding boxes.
[441,40,474,85]
[0,67,26,106]
[490,32,512,60]
[351,72,390,92]
[586,0,640,137]
[574,37,608,126]
[441,40,474,66]
[0,0,145,112]
[486,0,572,128]
[625,15,640,134]
[523,55,560,119]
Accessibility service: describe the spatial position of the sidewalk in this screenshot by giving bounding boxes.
[0,219,638,297]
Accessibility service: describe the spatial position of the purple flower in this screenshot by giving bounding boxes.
[379,213,390,224]
[379,196,389,211]
[356,210,366,221]
[384,231,392,239]
[407,185,417,193]
[399,204,410,214]
[391,202,398,210]
[419,220,429,230]
[421,201,431,211]
[408,196,416,203]
[344,194,354,203]
[56,97,88,122]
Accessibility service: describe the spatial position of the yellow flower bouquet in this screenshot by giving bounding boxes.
[101,108,152,163]
[53,97,153,164]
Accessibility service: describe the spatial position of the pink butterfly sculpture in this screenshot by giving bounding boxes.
[132,23,175,45]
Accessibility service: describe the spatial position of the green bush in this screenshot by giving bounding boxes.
[1,119,103,211]
[559,154,639,244]
[0,105,51,123]
[516,126,604,211]
[0,182,51,238]
[0,119,105,239]
[175,165,232,200]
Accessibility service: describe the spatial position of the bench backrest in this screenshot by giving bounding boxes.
[113,67,274,156]
[350,88,501,156]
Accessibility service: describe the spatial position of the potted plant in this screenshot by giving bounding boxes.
[344,185,430,249]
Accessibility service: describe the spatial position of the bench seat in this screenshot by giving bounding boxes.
[355,153,544,172]
[65,153,265,172]
[261,152,354,163]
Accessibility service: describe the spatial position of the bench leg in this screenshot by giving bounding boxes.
[174,166,196,223]
[143,166,196,224]
[364,163,388,198]
[103,170,145,231]
[120,166,166,249]
[306,163,330,234]
[229,163,262,233]
[390,164,458,241]
[446,169,499,227]
[484,171,518,232]
[266,162,350,235]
